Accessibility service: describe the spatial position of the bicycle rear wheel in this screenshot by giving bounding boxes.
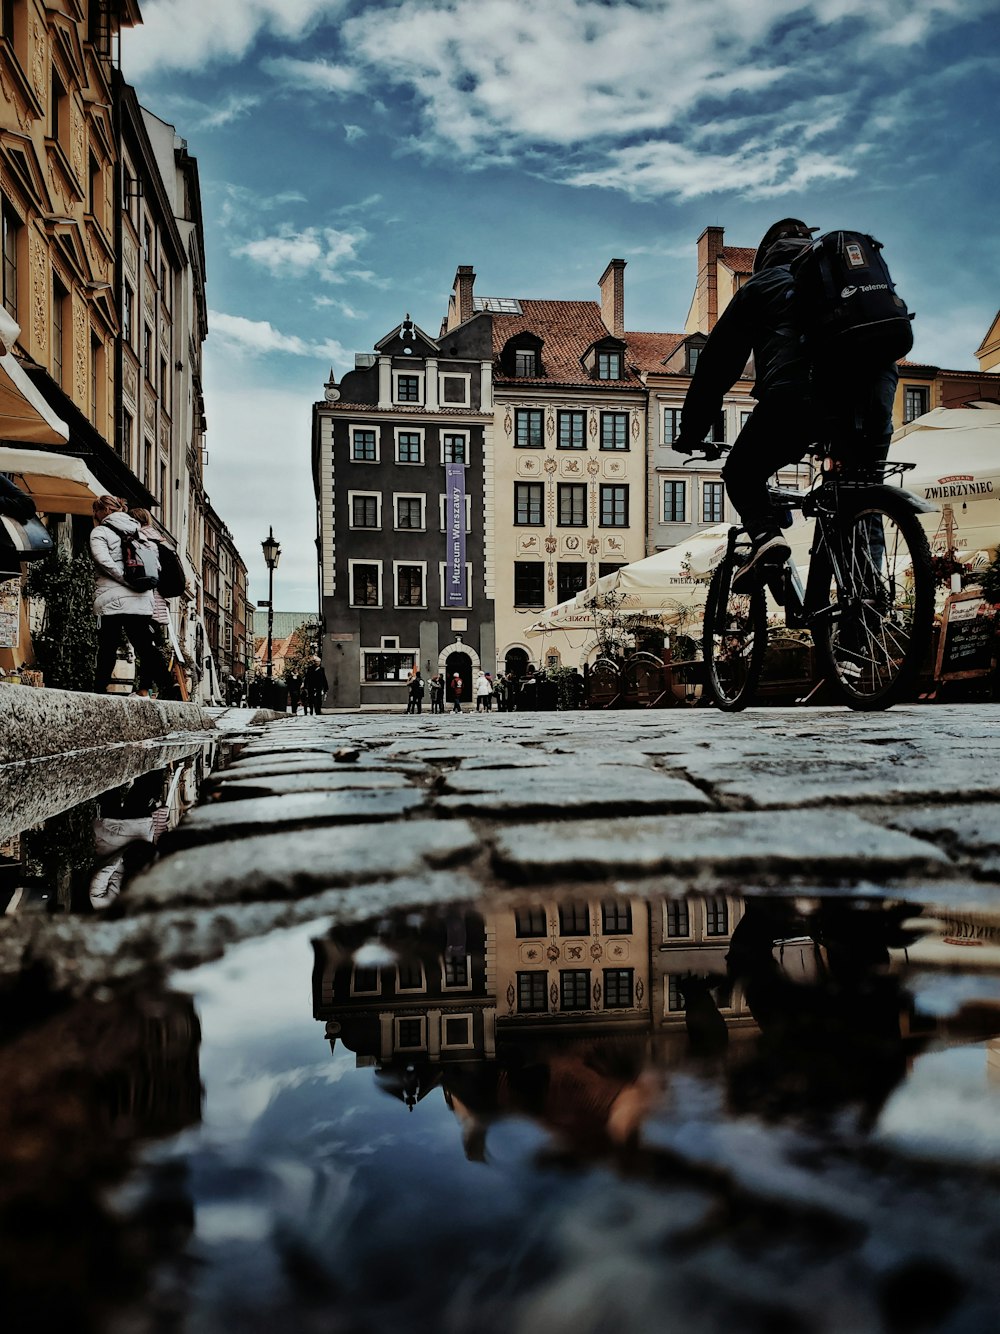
[703,557,767,711]
[811,492,934,710]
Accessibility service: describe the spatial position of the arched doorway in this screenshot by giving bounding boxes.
[445,650,472,705]
[504,647,529,679]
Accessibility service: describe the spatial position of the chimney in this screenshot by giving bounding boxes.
[695,226,723,332]
[599,258,626,338]
[446,265,476,331]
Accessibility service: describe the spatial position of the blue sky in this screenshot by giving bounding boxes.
[122,0,1000,610]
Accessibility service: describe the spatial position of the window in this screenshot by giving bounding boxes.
[665,900,690,938]
[515,408,544,448]
[444,955,469,987]
[559,902,590,935]
[663,480,686,524]
[687,344,702,375]
[351,965,380,995]
[438,494,472,532]
[121,409,134,465]
[397,431,422,464]
[600,484,628,527]
[350,494,380,528]
[363,651,416,681]
[122,284,134,344]
[598,562,624,579]
[604,968,634,1008]
[443,1015,472,1047]
[1,200,20,320]
[395,496,424,530]
[560,970,591,1011]
[88,153,102,220]
[666,976,685,1012]
[397,958,424,991]
[50,66,66,144]
[597,349,623,379]
[514,562,545,606]
[437,562,472,608]
[517,972,548,1013]
[515,482,544,525]
[707,413,726,445]
[557,410,586,450]
[602,901,632,934]
[904,385,929,423]
[440,374,469,406]
[396,1018,424,1050]
[52,274,67,387]
[705,897,729,937]
[2,0,15,40]
[159,355,168,401]
[351,562,381,606]
[557,483,587,527]
[600,412,629,451]
[396,374,420,403]
[143,438,153,490]
[557,562,587,603]
[663,408,682,444]
[143,324,153,382]
[395,563,425,607]
[142,219,153,267]
[90,335,101,423]
[516,906,547,937]
[702,481,724,524]
[515,349,537,376]
[442,432,467,463]
[740,410,752,432]
[351,429,377,462]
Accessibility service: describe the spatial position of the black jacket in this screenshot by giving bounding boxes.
[679,265,810,445]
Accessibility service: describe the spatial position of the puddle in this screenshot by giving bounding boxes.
[4,888,1000,1331]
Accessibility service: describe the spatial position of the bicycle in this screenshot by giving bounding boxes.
[692,443,936,711]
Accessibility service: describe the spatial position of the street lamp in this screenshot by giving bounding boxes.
[261,527,281,688]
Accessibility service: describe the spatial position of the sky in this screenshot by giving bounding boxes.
[121,0,1000,611]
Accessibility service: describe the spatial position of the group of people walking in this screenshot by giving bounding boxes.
[402,668,529,715]
[285,658,329,715]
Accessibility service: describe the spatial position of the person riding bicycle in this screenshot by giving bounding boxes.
[672,217,900,588]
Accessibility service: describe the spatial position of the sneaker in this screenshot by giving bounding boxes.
[731,533,790,589]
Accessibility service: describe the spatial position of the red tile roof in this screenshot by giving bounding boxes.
[625,331,687,373]
[491,299,639,387]
[721,246,756,274]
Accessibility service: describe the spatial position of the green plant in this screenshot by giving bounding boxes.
[545,665,583,710]
[25,550,97,691]
[979,552,1000,607]
[585,590,665,661]
[283,618,322,678]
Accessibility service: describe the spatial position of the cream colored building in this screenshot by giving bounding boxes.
[441,263,648,675]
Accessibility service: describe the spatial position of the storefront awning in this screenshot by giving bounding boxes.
[0,352,70,445]
[0,447,105,515]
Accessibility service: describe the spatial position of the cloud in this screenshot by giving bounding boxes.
[209,310,350,363]
[262,53,360,95]
[344,124,366,143]
[232,226,367,283]
[121,0,344,78]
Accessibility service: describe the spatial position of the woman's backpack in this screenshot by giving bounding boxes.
[119,532,160,591]
[154,542,186,598]
[791,230,914,367]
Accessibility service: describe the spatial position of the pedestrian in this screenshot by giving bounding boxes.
[449,671,464,713]
[429,674,444,713]
[476,671,493,712]
[286,670,302,714]
[493,672,507,712]
[303,654,328,714]
[408,669,425,715]
[505,671,520,711]
[128,507,175,697]
[89,496,178,699]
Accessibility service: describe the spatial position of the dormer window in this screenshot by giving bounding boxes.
[597,350,623,380]
[501,332,544,378]
[515,349,537,377]
[686,340,705,375]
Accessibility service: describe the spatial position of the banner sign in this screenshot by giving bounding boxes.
[445,462,466,607]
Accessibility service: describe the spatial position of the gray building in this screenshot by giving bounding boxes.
[312,312,496,709]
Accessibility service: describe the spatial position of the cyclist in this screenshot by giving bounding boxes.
[674,217,902,588]
[673,217,818,586]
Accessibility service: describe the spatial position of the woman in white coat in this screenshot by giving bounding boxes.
[89,495,177,697]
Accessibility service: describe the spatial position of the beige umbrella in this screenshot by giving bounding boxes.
[890,406,1000,554]
[0,310,69,445]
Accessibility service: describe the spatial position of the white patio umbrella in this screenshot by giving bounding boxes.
[890,406,1000,554]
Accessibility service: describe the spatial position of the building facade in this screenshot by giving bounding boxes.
[313,311,496,709]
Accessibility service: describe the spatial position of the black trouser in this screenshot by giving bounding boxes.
[95,614,174,695]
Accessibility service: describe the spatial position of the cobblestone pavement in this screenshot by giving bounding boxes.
[5,702,1000,1333]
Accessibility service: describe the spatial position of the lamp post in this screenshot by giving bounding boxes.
[261,527,281,695]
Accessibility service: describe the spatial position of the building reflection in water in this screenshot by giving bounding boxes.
[313,893,1000,1160]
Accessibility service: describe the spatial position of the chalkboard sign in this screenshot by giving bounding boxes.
[935,590,997,683]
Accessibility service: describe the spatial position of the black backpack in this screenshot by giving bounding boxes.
[117,530,160,591]
[791,230,914,366]
[154,542,186,598]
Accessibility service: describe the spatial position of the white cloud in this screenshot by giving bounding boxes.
[121,0,344,78]
[344,124,366,143]
[262,54,360,95]
[209,309,350,363]
[232,226,367,283]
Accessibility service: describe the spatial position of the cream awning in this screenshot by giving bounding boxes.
[0,310,69,445]
[0,447,105,515]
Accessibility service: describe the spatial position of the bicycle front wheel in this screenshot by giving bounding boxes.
[703,558,766,711]
[811,492,934,710]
